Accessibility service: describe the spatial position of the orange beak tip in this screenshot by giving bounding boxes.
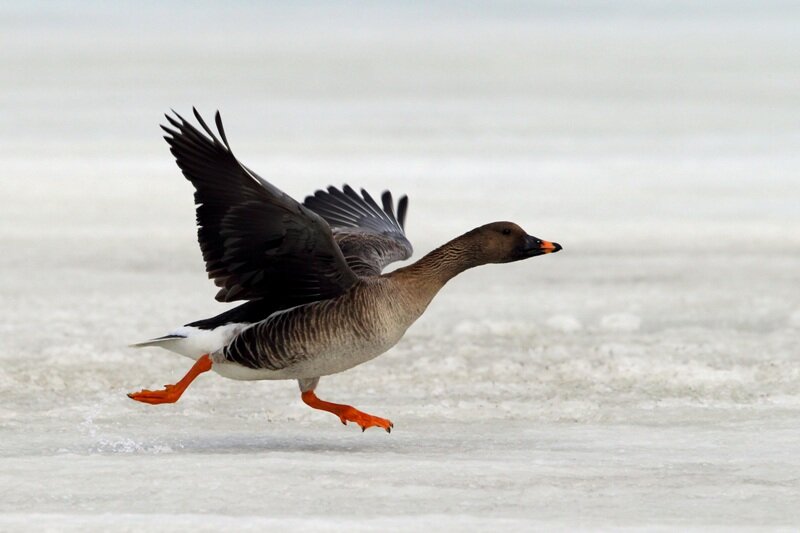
[541,240,562,254]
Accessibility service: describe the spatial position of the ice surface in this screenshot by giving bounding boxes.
[1,1,800,531]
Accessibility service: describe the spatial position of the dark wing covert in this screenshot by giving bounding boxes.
[161,108,358,306]
[303,185,412,277]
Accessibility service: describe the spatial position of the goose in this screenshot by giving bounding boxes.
[128,109,562,433]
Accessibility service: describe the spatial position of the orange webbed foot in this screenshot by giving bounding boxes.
[127,385,181,405]
[336,406,394,433]
[127,354,212,406]
[301,390,393,433]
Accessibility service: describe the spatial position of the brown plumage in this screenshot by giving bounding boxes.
[128,109,562,433]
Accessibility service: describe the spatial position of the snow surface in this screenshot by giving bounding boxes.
[1,1,800,530]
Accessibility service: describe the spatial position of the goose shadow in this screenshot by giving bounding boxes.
[171,432,405,455]
[78,428,419,456]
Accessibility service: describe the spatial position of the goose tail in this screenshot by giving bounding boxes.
[129,334,187,349]
[129,324,248,359]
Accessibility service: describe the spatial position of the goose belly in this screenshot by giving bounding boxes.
[216,299,412,380]
[292,327,407,378]
[211,333,400,381]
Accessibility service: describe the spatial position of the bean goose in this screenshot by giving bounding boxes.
[128,109,562,432]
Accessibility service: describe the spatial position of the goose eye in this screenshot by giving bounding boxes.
[502,228,511,236]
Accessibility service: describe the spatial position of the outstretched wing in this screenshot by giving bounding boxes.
[161,109,358,305]
[303,185,412,277]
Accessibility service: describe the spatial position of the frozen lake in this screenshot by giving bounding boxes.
[1,1,800,530]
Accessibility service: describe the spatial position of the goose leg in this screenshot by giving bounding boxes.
[128,354,213,405]
[298,378,393,433]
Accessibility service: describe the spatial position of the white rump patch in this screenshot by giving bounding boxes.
[135,323,250,360]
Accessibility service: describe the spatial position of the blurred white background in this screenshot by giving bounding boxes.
[1,1,799,530]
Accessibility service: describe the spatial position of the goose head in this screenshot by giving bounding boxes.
[468,221,561,264]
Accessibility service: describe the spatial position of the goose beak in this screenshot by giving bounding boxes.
[539,240,562,254]
[522,236,562,257]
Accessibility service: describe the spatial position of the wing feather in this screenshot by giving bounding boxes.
[303,185,413,276]
[162,109,358,308]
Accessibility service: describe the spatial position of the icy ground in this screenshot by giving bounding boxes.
[2,2,800,530]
